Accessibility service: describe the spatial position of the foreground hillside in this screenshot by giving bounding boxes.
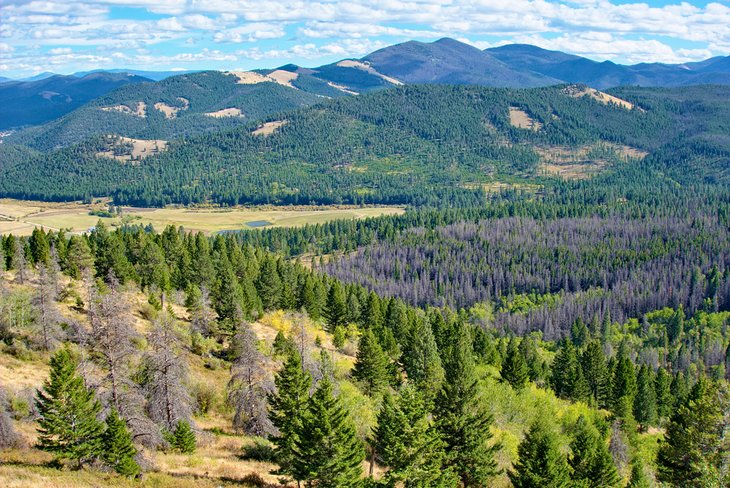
[0,222,728,487]
[6,83,730,207]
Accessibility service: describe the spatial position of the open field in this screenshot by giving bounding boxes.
[0,199,404,236]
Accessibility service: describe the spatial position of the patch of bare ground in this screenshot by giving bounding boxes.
[564,85,640,111]
[100,101,147,117]
[536,142,647,180]
[266,70,298,87]
[251,120,287,136]
[154,98,189,119]
[335,60,403,85]
[96,135,168,163]
[326,81,359,95]
[205,108,243,118]
[509,107,542,131]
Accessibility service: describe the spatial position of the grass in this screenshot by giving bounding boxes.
[0,199,404,236]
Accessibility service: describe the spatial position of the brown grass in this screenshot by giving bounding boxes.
[153,98,189,119]
[266,70,298,88]
[251,120,287,136]
[508,107,542,131]
[564,85,637,111]
[96,136,168,163]
[205,108,243,118]
[100,102,146,118]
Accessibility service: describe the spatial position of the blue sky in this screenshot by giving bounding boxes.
[1,0,729,78]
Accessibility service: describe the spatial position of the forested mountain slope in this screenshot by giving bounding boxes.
[0,72,152,130]
[1,83,728,207]
[6,70,330,151]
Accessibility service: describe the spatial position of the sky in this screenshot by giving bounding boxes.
[1,0,729,79]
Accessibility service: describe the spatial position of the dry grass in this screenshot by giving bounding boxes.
[326,81,359,95]
[535,143,647,180]
[96,136,168,163]
[251,120,287,136]
[227,71,271,84]
[266,70,298,87]
[564,85,637,111]
[205,108,243,118]
[508,107,542,131]
[0,199,404,236]
[100,102,147,118]
[335,60,403,85]
[153,98,189,119]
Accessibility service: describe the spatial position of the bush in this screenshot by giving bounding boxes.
[239,437,277,463]
[191,382,218,416]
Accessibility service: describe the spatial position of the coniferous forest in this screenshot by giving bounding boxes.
[1,76,730,487]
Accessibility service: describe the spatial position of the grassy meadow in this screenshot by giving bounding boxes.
[0,199,404,236]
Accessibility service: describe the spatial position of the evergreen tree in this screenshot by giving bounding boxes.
[434,322,500,486]
[633,365,657,431]
[401,318,444,404]
[373,385,456,487]
[509,419,571,488]
[170,420,196,454]
[570,318,590,347]
[324,282,347,332]
[501,337,529,390]
[569,416,620,488]
[268,348,312,482]
[627,458,650,488]
[256,255,282,311]
[35,347,104,466]
[351,329,390,396]
[611,344,637,410]
[657,376,730,487]
[102,409,140,477]
[292,377,364,488]
[581,340,610,408]
[30,227,51,266]
[655,367,673,419]
[65,235,94,280]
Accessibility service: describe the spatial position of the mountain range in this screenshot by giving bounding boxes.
[2,38,729,132]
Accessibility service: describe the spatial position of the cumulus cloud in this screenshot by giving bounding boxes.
[1,0,729,77]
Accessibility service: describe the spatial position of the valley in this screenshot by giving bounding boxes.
[0,199,404,236]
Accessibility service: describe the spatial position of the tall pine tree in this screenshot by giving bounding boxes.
[501,337,529,390]
[351,329,390,396]
[35,347,104,467]
[102,409,140,477]
[569,415,620,488]
[434,322,501,486]
[509,418,571,488]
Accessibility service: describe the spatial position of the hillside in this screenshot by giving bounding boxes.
[7,71,332,151]
[2,83,729,207]
[0,73,153,130]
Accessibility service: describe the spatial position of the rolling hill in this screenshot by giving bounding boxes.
[6,70,336,151]
[0,72,152,129]
[2,83,728,207]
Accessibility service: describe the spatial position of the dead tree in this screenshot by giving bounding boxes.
[144,311,192,432]
[227,323,275,436]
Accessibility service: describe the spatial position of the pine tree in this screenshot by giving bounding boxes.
[570,318,590,347]
[569,416,620,488]
[633,365,657,431]
[657,376,730,486]
[324,282,347,332]
[654,367,673,419]
[509,419,571,488]
[351,328,390,396]
[401,318,444,404]
[581,340,610,408]
[292,377,364,488]
[611,344,636,410]
[35,347,104,466]
[268,348,312,482]
[256,255,282,311]
[373,385,456,487]
[102,409,140,477]
[627,458,650,488]
[501,337,529,390]
[170,420,196,454]
[434,322,501,486]
[551,339,577,398]
[65,235,94,280]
